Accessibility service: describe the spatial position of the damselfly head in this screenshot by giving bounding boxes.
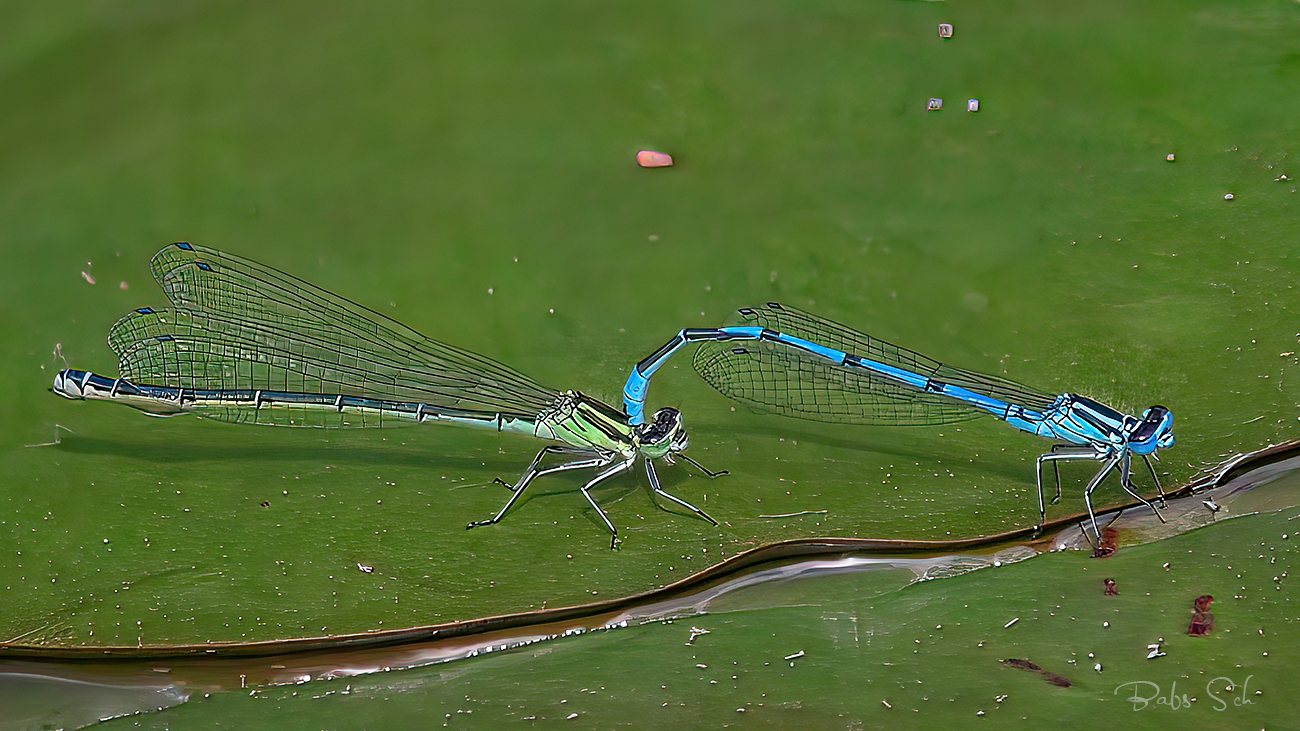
[634,407,688,458]
[1129,405,1174,455]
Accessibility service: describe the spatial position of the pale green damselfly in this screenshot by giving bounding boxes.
[52,243,723,548]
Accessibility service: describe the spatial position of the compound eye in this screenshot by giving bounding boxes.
[656,407,682,427]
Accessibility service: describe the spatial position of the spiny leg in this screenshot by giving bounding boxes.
[493,445,600,492]
[675,453,729,479]
[577,459,636,549]
[1033,454,1049,533]
[1081,456,1121,547]
[1034,447,1095,533]
[468,447,609,530]
[1116,452,1166,524]
[1050,446,1066,505]
[644,457,718,526]
[1141,454,1170,509]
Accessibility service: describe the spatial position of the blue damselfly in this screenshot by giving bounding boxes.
[624,303,1174,544]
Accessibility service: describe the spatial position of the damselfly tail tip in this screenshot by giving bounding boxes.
[51,369,86,400]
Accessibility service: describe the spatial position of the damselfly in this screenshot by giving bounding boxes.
[624,302,1174,543]
[52,242,723,548]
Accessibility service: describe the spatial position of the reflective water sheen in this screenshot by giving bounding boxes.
[4,443,1297,729]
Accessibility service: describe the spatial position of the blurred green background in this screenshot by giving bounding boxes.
[2,0,1298,728]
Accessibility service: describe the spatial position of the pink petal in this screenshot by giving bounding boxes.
[637,150,674,168]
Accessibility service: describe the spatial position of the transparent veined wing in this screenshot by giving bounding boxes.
[693,303,1058,426]
[105,243,560,426]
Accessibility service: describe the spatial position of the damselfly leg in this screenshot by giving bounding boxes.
[491,445,602,492]
[579,459,637,549]
[674,453,729,479]
[644,457,718,527]
[468,446,613,531]
[1036,447,1167,545]
[1080,455,1122,545]
[1035,446,1099,532]
[1115,452,1167,524]
[471,446,722,549]
[1138,453,1170,509]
